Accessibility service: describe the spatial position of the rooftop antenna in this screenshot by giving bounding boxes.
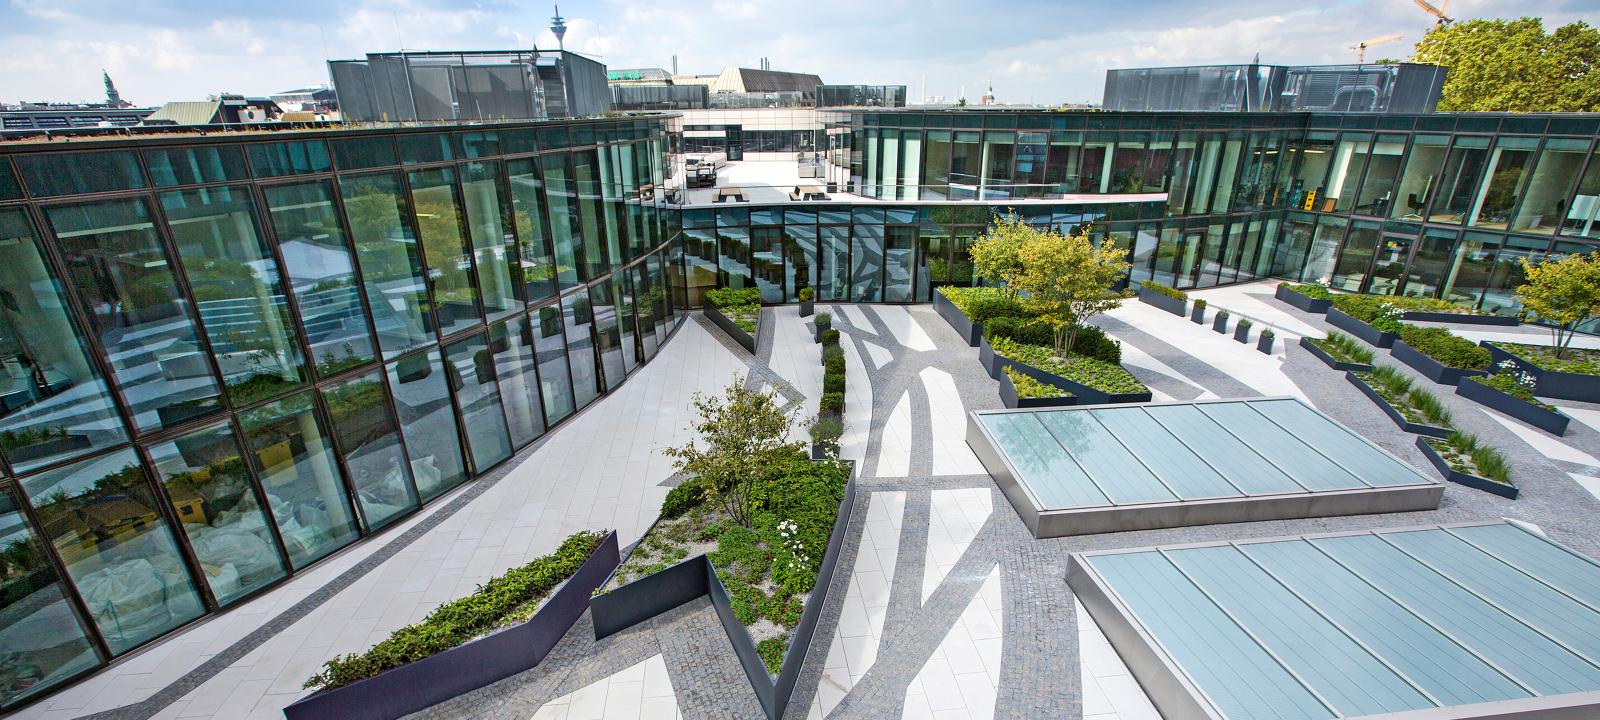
[550,4,568,51]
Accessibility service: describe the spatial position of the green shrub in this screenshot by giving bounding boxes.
[1433,432,1512,485]
[1193,298,1207,310]
[1140,280,1187,301]
[1331,295,1405,333]
[1280,282,1332,300]
[1367,364,1415,397]
[1216,310,1230,322]
[988,336,1148,395]
[984,315,1054,346]
[814,311,832,326]
[1490,342,1600,376]
[824,353,845,375]
[1004,367,1071,399]
[305,530,607,691]
[797,287,814,302]
[808,416,844,444]
[1237,318,1252,330]
[1311,331,1376,365]
[819,392,843,413]
[1470,367,1551,408]
[822,345,844,365]
[821,329,840,345]
[758,635,789,675]
[939,286,1026,324]
[1397,325,1491,370]
[823,371,845,394]
[1405,386,1454,427]
[1070,325,1122,365]
[661,478,707,519]
[706,287,762,308]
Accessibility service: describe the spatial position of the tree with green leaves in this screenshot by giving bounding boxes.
[1008,222,1131,356]
[1412,18,1600,113]
[1515,251,1600,358]
[969,212,1030,294]
[662,379,798,527]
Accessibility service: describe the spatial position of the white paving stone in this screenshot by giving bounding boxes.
[1483,410,1600,467]
[532,654,683,720]
[864,340,895,370]
[919,367,988,475]
[870,305,938,352]
[875,391,914,478]
[1104,300,1304,399]
[922,488,992,604]
[903,567,1003,720]
[815,491,907,718]
[1570,473,1600,502]
[1560,405,1600,434]
[1077,601,1160,720]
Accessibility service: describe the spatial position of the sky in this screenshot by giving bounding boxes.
[1,0,1597,107]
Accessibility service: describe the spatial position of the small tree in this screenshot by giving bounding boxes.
[1011,223,1131,356]
[1516,251,1600,359]
[969,212,1029,294]
[662,379,797,527]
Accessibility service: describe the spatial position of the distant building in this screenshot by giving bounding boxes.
[270,87,339,115]
[0,104,154,130]
[329,49,611,122]
[142,95,283,125]
[1102,62,1447,113]
[817,85,906,108]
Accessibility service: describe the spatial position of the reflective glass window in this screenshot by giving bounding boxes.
[541,153,587,285]
[339,173,430,358]
[396,134,453,165]
[1352,135,1406,217]
[1330,222,1378,292]
[783,224,817,301]
[0,210,127,471]
[819,225,851,301]
[148,423,286,605]
[163,187,307,405]
[614,275,640,373]
[1369,230,1411,296]
[0,487,100,706]
[573,150,611,278]
[718,226,751,289]
[1432,137,1490,224]
[489,318,545,447]
[1390,135,1450,220]
[21,449,205,654]
[1564,149,1600,239]
[323,370,416,530]
[506,159,563,299]
[1480,235,1546,316]
[261,182,377,377]
[683,229,718,308]
[330,137,397,171]
[462,162,521,321]
[410,167,481,339]
[561,292,601,410]
[385,351,467,501]
[246,141,330,178]
[144,146,248,187]
[238,392,358,569]
[1472,137,1540,229]
[1288,133,1335,210]
[1513,138,1590,235]
[850,224,884,302]
[443,333,512,472]
[884,226,917,302]
[45,198,225,432]
[1403,228,1461,299]
[589,284,624,390]
[751,227,784,303]
[532,304,575,425]
[1303,217,1346,285]
[1326,133,1373,213]
[0,160,20,201]
[16,151,144,197]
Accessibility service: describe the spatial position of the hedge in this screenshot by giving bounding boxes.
[1140,280,1186,301]
[937,286,1026,324]
[1279,282,1332,300]
[1396,325,1491,370]
[988,336,1148,395]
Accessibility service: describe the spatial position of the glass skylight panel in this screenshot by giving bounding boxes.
[1034,411,1176,505]
[978,412,1107,509]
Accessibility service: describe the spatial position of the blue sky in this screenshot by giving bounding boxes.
[2,0,1596,106]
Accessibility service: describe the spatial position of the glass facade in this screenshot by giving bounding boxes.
[0,117,683,709]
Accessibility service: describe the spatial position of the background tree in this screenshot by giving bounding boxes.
[662,380,797,527]
[1412,18,1600,112]
[969,212,1029,293]
[1515,251,1600,358]
[1010,223,1131,356]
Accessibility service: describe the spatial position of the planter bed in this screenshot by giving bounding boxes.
[1416,436,1519,499]
[1391,339,1487,386]
[705,300,759,353]
[999,367,1077,409]
[1274,284,1331,313]
[1299,337,1374,372]
[1345,371,1452,438]
[1400,310,1518,326]
[982,337,1152,405]
[933,289,983,347]
[285,531,620,720]
[1456,376,1570,435]
[590,466,856,720]
[1485,343,1600,403]
[1137,285,1187,316]
[1326,307,1395,348]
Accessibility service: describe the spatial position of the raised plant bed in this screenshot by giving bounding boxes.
[1274,284,1331,313]
[812,316,832,344]
[1345,371,1451,438]
[1211,314,1228,334]
[1327,307,1395,348]
[1257,332,1275,354]
[981,337,1153,405]
[1484,343,1600,403]
[1189,305,1206,324]
[1137,285,1187,316]
[283,532,620,720]
[705,300,759,353]
[1456,377,1570,436]
[1299,336,1373,372]
[1233,323,1252,343]
[1391,339,1488,386]
[1415,436,1519,499]
[1399,310,1517,326]
[589,478,857,720]
[999,368,1077,409]
[933,289,982,347]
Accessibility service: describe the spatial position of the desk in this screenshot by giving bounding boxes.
[716,187,746,203]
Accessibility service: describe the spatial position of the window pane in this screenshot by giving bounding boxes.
[683,229,718,307]
[541,154,586,286]
[238,392,358,568]
[506,159,561,300]
[21,449,204,654]
[45,198,225,433]
[16,151,144,197]
[533,304,575,425]
[147,423,286,605]
[261,182,377,377]
[561,292,601,410]
[573,150,611,278]
[1431,137,1490,224]
[1331,223,1378,292]
[163,186,307,405]
[1353,135,1406,217]
[1472,137,1540,229]
[1327,133,1372,213]
[246,141,330,178]
[490,318,545,447]
[819,225,851,301]
[615,274,640,372]
[0,160,20,201]
[1369,231,1411,296]
[589,284,624,390]
[330,137,397,171]
[751,228,783,303]
[1563,150,1600,239]
[340,173,430,358]
[409,167,482,339]
[884,226,916,302]
[462,162,521,321]
[0,487,101,706]
[144,146,248,187]
[718,226,751,289]
[851,224,884,302]
[443,333,512,471]
[323,370,416,530]
[1513,138,1590,235]
[0,210,127,471]
[1391,135,1449,220]
[385,351,467,501]
[1480,235,1547,317]
[1304,217,1346,285]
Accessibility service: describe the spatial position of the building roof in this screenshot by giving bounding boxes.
[143,101,221,125]
[710,67,823,94]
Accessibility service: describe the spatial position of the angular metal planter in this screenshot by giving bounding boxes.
[1212,314,1229,333]
[1189,305,1206,324]
[588,478,858,720]
[1274,284,1331,313]
[1456,377,1570,436]
[1233,323,1252,343]
[813,319,832,344]
[1391,339,1487,386]
[1327,307,1395,348]
[933,290,983,347]
[1299,336,1373,372]
[981,337,1152,405]
[705,301,758,353]
[1137,286,1187,317]
[282,532,621,720]
[1345,371,1452,438]
[1416,436,1519,499]
[998,367,1077,409]
[1400,310,1517,326]
[1484,343,1600,403]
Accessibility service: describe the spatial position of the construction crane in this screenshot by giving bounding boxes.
[1412,0,1454,27]
[1349,33,1405,63]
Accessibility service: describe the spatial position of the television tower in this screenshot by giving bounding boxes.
[550,5,567,51]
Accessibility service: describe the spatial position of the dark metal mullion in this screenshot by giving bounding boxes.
[444,163,489,324]
[395,167,451,344]
[2,480,117,666]
[303,381,379,535]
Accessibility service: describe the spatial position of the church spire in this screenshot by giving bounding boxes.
[103,70,126,107]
